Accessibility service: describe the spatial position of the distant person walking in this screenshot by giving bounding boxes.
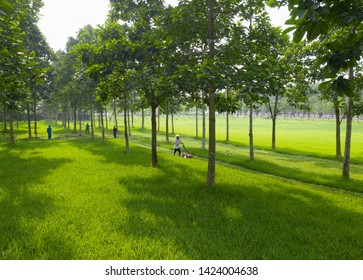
[113,126,117,138]
[47,125,52,140]
[173,134,183,156]
[86,123,90,134]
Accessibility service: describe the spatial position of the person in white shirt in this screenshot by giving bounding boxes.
[173,134,183,156]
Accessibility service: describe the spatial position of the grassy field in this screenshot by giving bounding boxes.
[1,118,363,259]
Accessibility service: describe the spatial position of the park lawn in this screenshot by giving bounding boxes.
[1,123,363,259]
[149,115,363,163]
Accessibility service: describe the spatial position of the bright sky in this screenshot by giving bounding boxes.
[38,0,290,51]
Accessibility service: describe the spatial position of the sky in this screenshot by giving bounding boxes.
[38,0,290,51]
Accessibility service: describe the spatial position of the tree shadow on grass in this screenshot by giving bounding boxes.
[115,160,363,260]
[215,149,363,194]
[0,146,74,259]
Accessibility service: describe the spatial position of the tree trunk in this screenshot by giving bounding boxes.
[79,109,82,136]
[127,106,132,137]
[334,102,342,159]
[171,112,175,135]
[206,0,216,187]
[105,105,108,131]
[249,102,254,161]
[195,106,199,138]
[124,98,130,153]
[90,98,94,139]
[151,102,158,167]
[202,94,206,150]
[26,102,32,139]
[113,99,118,128]
[271,116,276,150]
[342,68,354,179]
[226,87,229,142]
[100,106,105,144]
[157,107,160,132]
[142,107,145,129]
[165,101,169,143]
[2,107,6,132]
[9,109,14,144]
[73,108,77,132]
[33,93,38,138]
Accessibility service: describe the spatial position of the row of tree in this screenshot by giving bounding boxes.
[1,0,362,185]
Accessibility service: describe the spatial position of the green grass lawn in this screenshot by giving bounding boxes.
[1,119,363,259]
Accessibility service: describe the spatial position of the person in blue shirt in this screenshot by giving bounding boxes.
[47,125,52,140]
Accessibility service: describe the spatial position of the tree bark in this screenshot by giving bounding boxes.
[165,101,169,143]
[9,109,14,144]
[195,106,199,138]
[249,102,254,161]
[334,101,342,159]
[206,0,216,187]
[271,116,276,150]
[33,92,38,138]
[342,68,354,179]
[100,106,105,144]
[202,93,206,150]
[26,102,32,139]
[151,102,158,167]
[124,98,130,153]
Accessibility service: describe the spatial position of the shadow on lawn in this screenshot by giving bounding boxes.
[118,160,363,260]
[0,144,72,259]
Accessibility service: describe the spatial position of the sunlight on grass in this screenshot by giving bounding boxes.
[1,120,363,260]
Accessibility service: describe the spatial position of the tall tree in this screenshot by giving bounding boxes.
[272,0,363,179]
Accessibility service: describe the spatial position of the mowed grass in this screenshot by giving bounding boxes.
[1,120,363,259]
[150,114,363,163]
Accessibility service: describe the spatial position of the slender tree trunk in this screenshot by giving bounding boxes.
[157,107,160,132]
[334,102,342,159]
[206,0,216,187]
[271,94,279,150]
[249,102,254,161]
[271,116,276,150]
[9,109,14,144]
[127,106,132,137]
[195,106,199,138]
[226,87,229,142]
[79,109,82,136]
[2,108,6,132]
[171,112,175,135]
[113,99,118,128]
[26,102,32,139]
[151,102,158,167]
[124,99,130,153]
[33,93,38,138]
[100,106,105,144]
[202,95,206,150]
[105,105,108,131]
[141,107,145,129]
[165,102,169,143]
[342,68,354,179]
[90,98,94,139]
[73,108,77,132]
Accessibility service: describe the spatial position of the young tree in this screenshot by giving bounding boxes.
[272,0,363,179]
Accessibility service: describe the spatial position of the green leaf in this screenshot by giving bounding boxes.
[293,26,306,43]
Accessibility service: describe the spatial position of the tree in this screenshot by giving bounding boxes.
[0,0,48,144]
[271,0,363,179]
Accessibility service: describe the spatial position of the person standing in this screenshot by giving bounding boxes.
[173,134,183,156]
[85,123,90,134]
[47,125,52,140]
[113,126,117,138]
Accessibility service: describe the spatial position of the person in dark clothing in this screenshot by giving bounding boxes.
[85,123,90,134]
[113,126,117,138]
[47,125,52,140]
